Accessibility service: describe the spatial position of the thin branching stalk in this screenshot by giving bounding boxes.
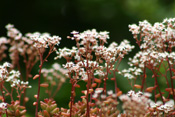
[23,53,39,106]
[103,63,109,95]
[154,79,157,103]
[70,81,74,117]
[69,73,76,117]
[35,46,54,117]
[113,70,118,102]
[23,61,29,106]
[86,65,90,117]
[141,62,146,91]
[2,85,13,101]
[0,81,8,117]
[35,51,44,117]
[90,71,95,103]
[167,56,175,101]
[151,68,165,104]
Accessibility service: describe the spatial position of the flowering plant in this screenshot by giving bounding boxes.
[0,18,175,116]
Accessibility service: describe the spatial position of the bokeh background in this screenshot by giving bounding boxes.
[1,0,175,116]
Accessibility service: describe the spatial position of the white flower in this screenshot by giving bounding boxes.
[101,94,106,99]
[3,62,11,68]
[0,37,8,45]
[95,88,103,94]
[127,90,135,97]
[0,102,7,109]
[107,90,113,95]
[129,24,140,35]
[5,24,14,29]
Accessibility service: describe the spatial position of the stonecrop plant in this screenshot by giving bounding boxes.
[0,17,175,117]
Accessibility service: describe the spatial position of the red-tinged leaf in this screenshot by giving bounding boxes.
[172,76,175,79]
[61,112,70,116]
[172,69,175,72]
[111,78,115,81]
[81,96,86,99]
[40,83,49,88]
[94,78,101,83]
[91,107,98,113]
[134,84,141,89]
[89,103,95,107]
[89,89,94,93]
[43,110,50,117]
[33,74,39,80]
[144,74,147,78]
[165,88,172,92]
[145,87,155,92]
[116,88,121,92]
[155,94,160,98]
[117,91,122,96]
[74,84,80,88]
[91,83,97,88]
[15,109,20,116]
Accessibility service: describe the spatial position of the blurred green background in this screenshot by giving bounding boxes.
[1,0,175,116]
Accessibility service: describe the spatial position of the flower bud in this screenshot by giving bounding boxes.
[33,102,37,106]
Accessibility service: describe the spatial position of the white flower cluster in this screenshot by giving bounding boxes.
[41,63,68,83]
[3,24,40,69]
[0,37,8,46]
[7,70,31,88]
[69,29,109,46]
[149,100,174,114]
[79,60,99,68]
[6,24,22,40]
[92,89,117,100]
[0,62,31,88]
[0,37,9,61]
[119,90,150,116]
[56,29,134,83]
[128,51,175,67]
[157,100,174,113]
[63,62,75,69]
[0,62,11,81]
[94,69,105,77]
[55,47,77,59]
[129,18,175,55]
[119,90,149,106]
[118,67,142,79]
[30,32,61,48]
[62,61,90,80]
[123,18,175,80]
[95,40,134,63]
[6,70,20,82]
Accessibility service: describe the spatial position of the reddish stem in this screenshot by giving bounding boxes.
[35,46,54,117]
[70,80,74,117]
[141,62,146,91]
[23,63,29,106]
[167,57,175,101]
[0,81,8,117]
[103,63,109,95]
[151,69,165,104]
[35,54,43,117]
[86,69,90,117]
[113,70,118,102]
